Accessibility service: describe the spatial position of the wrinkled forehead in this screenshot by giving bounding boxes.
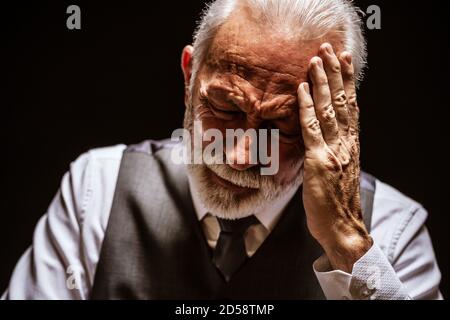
[203,10,345,96]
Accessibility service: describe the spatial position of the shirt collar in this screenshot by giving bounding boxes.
[187,171,299,232]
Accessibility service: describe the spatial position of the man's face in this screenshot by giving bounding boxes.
[185,11,345,218]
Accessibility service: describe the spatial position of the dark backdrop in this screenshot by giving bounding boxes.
[1,0,448,298]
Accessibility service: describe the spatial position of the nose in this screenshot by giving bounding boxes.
[225,132,258,171]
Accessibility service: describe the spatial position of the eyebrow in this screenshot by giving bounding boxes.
[259,104,297,120]
[206,86,298,121]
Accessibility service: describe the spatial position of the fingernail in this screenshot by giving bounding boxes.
[314,57,323,69]
[324,43,333,55]
[302,83,310,94]
[345,53,352,65]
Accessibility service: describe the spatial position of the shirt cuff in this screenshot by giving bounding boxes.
[313,243,410,300]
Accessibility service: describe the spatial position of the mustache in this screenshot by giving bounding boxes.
[206,163,263,189]
[200,142,269,189]
[206,164,274,189]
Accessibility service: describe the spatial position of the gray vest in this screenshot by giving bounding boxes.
[91,140,375,300]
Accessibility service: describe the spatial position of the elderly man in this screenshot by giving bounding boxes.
[2,0,443,300]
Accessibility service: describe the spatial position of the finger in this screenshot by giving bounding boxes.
[309,57,341,147]
[319,43,349,132]
[339,52,359,130]
[297,82,324,150]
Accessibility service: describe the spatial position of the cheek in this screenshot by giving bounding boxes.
[196,108,226,138]
[275,142,305,183]
[194,106,226,151]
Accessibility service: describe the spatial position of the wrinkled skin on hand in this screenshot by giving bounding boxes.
[298,44,372,273]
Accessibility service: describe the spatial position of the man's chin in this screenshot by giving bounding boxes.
[187,163,294,220]
[188,165,264,219]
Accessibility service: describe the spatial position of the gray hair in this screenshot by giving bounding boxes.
[191,0,367,87]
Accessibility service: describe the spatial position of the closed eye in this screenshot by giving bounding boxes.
[266,122,300,143]
[200,97,243,117]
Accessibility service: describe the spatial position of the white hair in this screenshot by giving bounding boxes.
[191,0,367,86]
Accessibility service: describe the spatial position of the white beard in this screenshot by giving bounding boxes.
[184,101,302,220]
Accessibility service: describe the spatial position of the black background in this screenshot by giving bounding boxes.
[1,0,448,298]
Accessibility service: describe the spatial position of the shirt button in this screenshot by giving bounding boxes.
[359,288,374,300]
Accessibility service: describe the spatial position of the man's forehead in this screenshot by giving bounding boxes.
[204,13,344,95]
[207,31,315,88]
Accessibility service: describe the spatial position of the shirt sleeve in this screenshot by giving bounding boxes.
[1,146,124,300]
[313,206,443,300]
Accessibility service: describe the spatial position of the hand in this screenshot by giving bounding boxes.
[297,43,373,273]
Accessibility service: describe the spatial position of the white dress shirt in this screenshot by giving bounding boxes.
[1,144,443,300]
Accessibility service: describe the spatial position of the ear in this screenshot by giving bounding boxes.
[181,45,194,88]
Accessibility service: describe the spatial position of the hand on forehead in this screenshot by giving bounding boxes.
[200,24,345,121]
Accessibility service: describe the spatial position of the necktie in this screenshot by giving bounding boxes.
[212,215,259,282]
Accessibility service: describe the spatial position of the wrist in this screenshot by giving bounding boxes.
[320,226,373,273]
